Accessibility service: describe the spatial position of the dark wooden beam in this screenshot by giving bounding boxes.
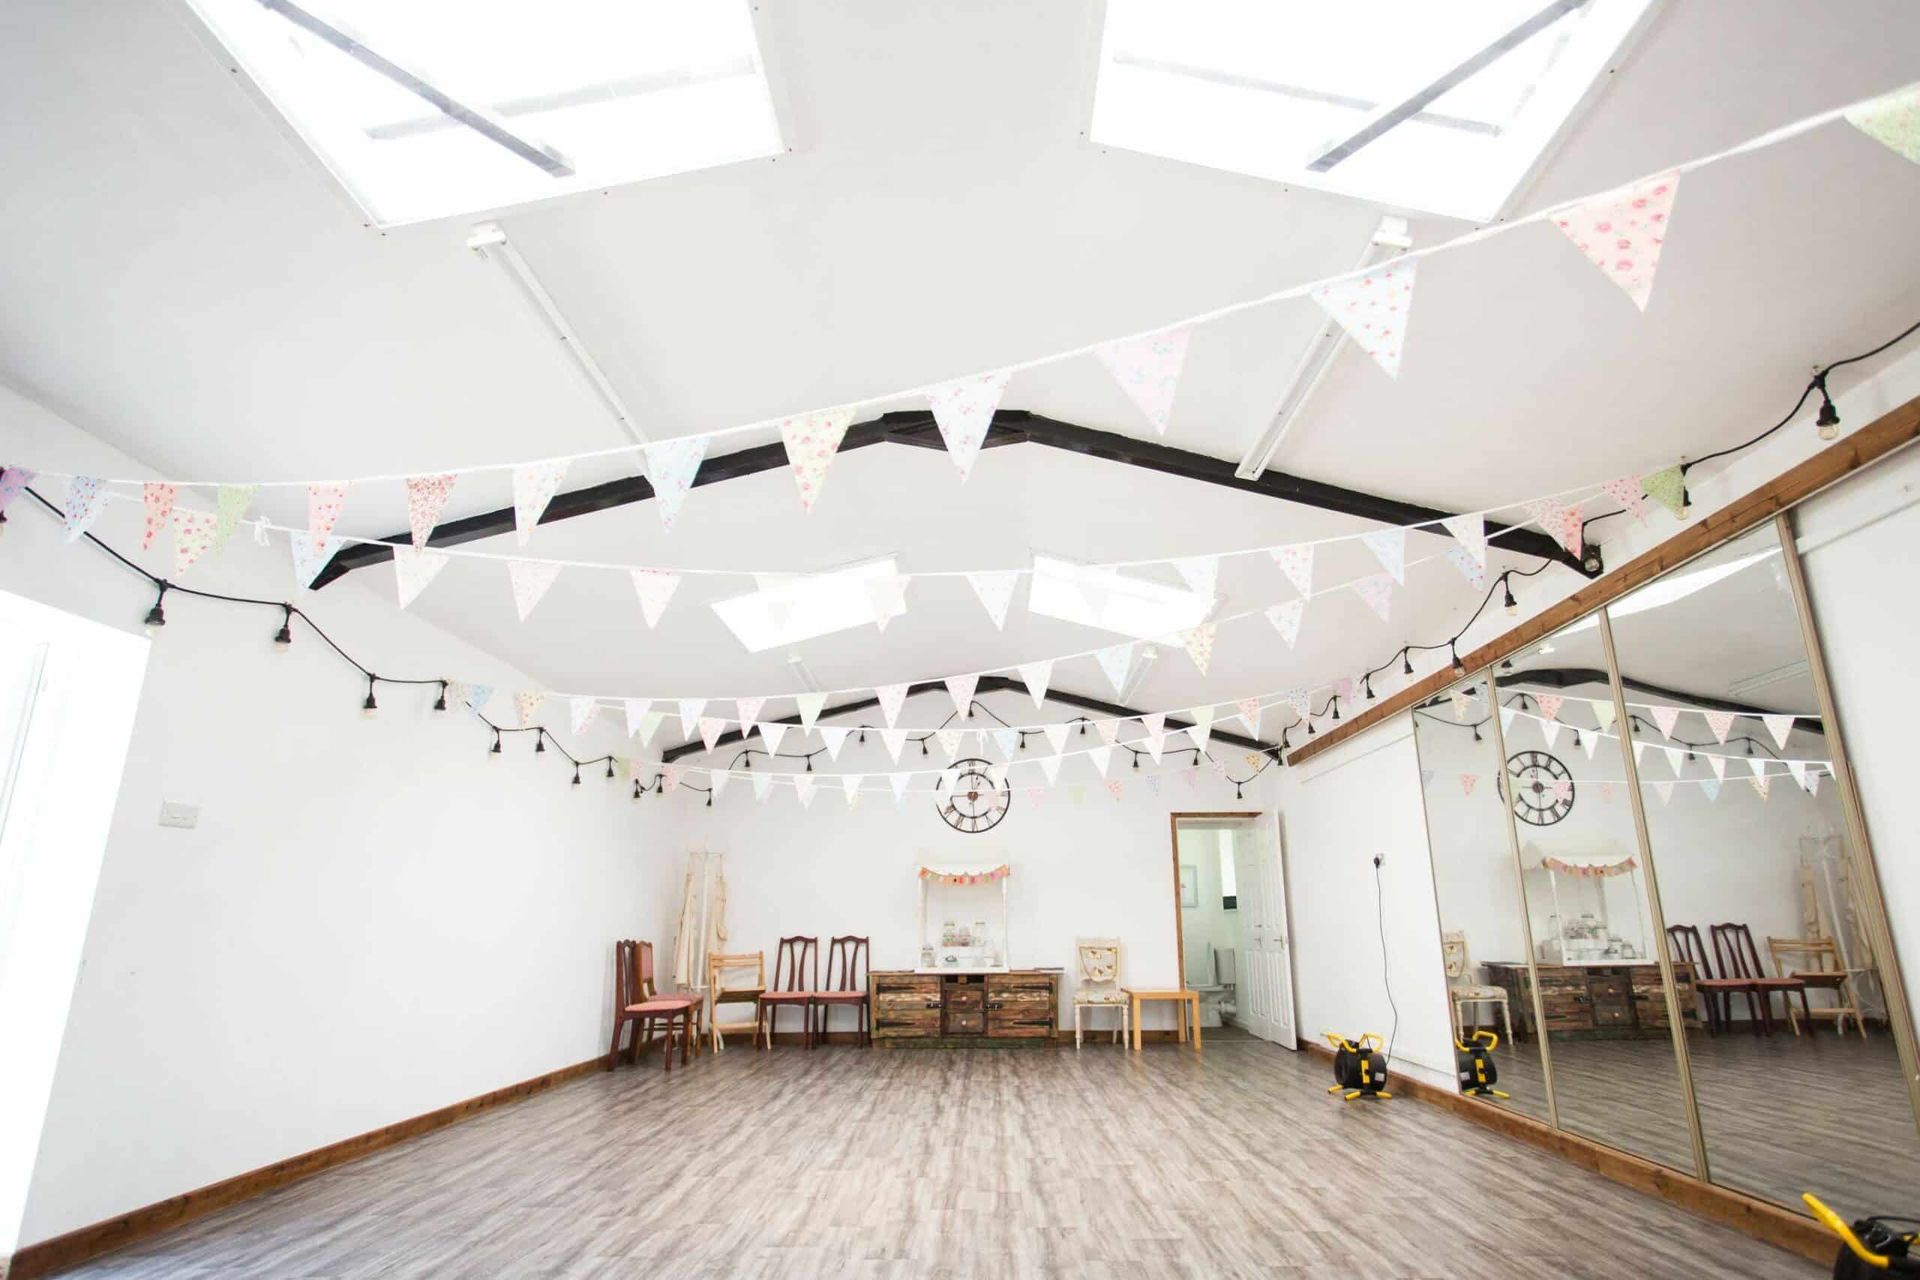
[310,410,1582,587]
[1415,667,1826,736]
[658,675,1275,763]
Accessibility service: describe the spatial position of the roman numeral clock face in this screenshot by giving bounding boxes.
[936,758,1011,833]
[1508,750,1575,826]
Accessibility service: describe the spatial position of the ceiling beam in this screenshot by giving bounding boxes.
[311,409,1584,587]
[659,675,1275,764]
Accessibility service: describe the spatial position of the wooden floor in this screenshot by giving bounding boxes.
[1483,1028,1920,1209]
[58,1031,1821,1279]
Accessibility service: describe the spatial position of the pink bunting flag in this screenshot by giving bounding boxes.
[64,475,106,541]
[1845,87,1920,165]
[142,483,177,550]
[1353,573,1394,622]
[698,717,729,753]
[307,483,348,552]
[1266,599,1305,648]
[1311,259,1416,378]
[393,546,450,608]
[945,673,978,717]
[966,571,1019,629]
[1536,693,1564,724]
[1445,547,1486,589]
[1751,774,1772,800]
[779,408,853,512]
[1460,773,1479,796]
[170,507,219,574]
[1237,697,1261,736]
[1602,475,1647,523]
[512,462,568,545]
[1702,710,1735,744]
[0,467,36,515]
[508,559,563,621]
[874,683,909,728]
[1105,778,1124,801]
[1650,705,1681,739]
[1762,715,1796,751]
[404,474,457,548]
[1552,172,1679,311]
[515,691,545,728]
[926,370,1010,480]
[642,436,708,531]
[1181,624,1216,674]
[1094,327,1191,434]
[1271,543,1314,597]
[629,569,680,628]
[1524,499,1585,558]
[1360,528,1406,584]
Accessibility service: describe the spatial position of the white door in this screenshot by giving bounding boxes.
[1233,817,1298,1049]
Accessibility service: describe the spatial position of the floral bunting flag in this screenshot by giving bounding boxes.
[1591,699,1616,733]
[623,698,652,738]
[306,483,348,552]
[759,722,788,755]
[570,697,600,734]
[1524,498,1584,557]
[778,408,853,512]
[1017,660,1052,708]
[1237,697,1261,736]
[793,775,817,808]
[1460,773,1479,796]
[1271,543,1314,598]
[466,684,494,719]
[1450,688,1474,721]
[926,370,1010,480]
[1266,599,1305,648]
[818,725,851,760]
[1039,754,1063,784]
[1094,326,1191,434]
[1181,624,1216,675]
[1703,710,1736,744]
[393,545,450,608]
[1535,693,1564,725]
[1042,724,1071,755]
[170,507,218,574]
[508,559,563,620]
[1445,547,1487,589]
[1649,705,1681,739]
[1142,713,1166,763]
[966,571,1020,628]
[291,534,344,589]
[515,691,545,728]
[1335,676,1355,703]
[142,483,177,550]
[0,466,36,516]
[1699,777,1722,803]
[64,475,106,541]
[404,474,458,548]
[881,729,908,762]
[1360,528,1406,584]
[1762,714,1796,751]
[660,764,684,796]
[1845,86,1920,165]
[945,673,979,717]
[1751,774,1772,800]
[1285,688,1311,717]
[1353,573,1394,622]
[1642,465,1687,519]
[795,692,827,731]
[512,461,568,545]
[1173,555,1218,601]
[678,698,706,738]
[628,569,681,629]
[1088,745,1113,777]
[735,697,766,736]
[1551,172,1679,311]
[1311,259,1416,377]
[1094,642,1134,695]
[890,772,913,803]
[1105,778,1124,801]
[1440,514,1488,565]
[699,717,729,753]
[212,484,256,552]
[642,436,708,531]
[875,682,909,728]
[1602,475,1647,523]
[1186,705,1215,752]
[936,728,965,761]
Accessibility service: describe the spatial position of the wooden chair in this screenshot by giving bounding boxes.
[608,939,700,1073]
[1668,924,1756,1036]
[1711,922,1811,1037]
[1768,936,1868,1037]
[1441,930,1514,1045]
[758,935,817,1049]
[707,951,767,1051]
[1071,937,1129,1049]
[812,936,872,1047]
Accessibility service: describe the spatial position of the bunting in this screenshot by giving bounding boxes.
[678,699,707,738]
[779,408,853,513]
[642,436,708,531]
[570,697,600,734]
[467,684,494,718]
[513,461,568,545]
[818,725,851,760]
[876,682,909,728]
[64,475,106,541]
[1602,475,1647,523]
[1088,745,1113,777]
[926,370,1010,480]
[966,571,1020,628]
[795,692,827,731]
[1360,528,1406,584]
[515,691,545,727]
[709,770,732,802]
[1039,754,1063,784]
[1642,465,1687,519]
[393,546,450,608]
[1311,259,1416,378]
[1142,714,1166,763]
[1095,326,1191,434]
[1536,694,1564,725]
[1591,700,1616,733]
[307,483,348,551]
[753,770,775,802]
[213,484,256,552]
[1186,705,1215,752]
[170,507,219,574]
[1845,86,1920,165]
[1762,715,1796,751]
[1551,172,1679,311]
[1173,556,1219,601]
[1440,514,1488,566]
[890,772,913,803]
[638,711,665,746]
[1700,777,1722,803]
[405,474,458,548]
[1094,643,1134,694]
[1524,498,1585,558]
[1450,688,1474,722]
[508,559,563,620]
[1353,573,1394,622]
[1042,724,1071,755]
[1652,780,1675,806]
[1460,774,1479,796]
[1237,697,1261,736]
[945,673,979,716]
[1751,774,1772,800]
[794,775,817,808]
[1181,624,1216,674]
[842,774,864,804]
[735,697,766,737]
[1703,710,1735,744]
[0,467,36,516]
[1017,660,1052,708]
[993,728,1021,758]
[1708,753,1727,782]
[1105,778,1124,801]
[624,698,652,739]
[291,534,344,589]
[1266,599,1305,649]
[1096,720,1120,746]
[936,728,964,761]
[699,717,729,753]
[1271,543,1313,597]
[759,722,788,755]
[867,573,909,630]
[1650,705,1681,739]
[142,483,177,550]
[660,763,684,795]
[629,569,680,628]
[1445,547,1486,589]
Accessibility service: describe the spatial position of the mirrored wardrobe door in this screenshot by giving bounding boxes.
[1499,617,1699,1174]
[1412,675,1552,1123]
[1605,521,1920,1211]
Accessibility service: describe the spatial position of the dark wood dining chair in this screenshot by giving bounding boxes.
[758,935,817,1049]
[812,936,872,1047]
[608,939,700,1073]
[1667,924,1756,1036]
[1711,922,1811,1037]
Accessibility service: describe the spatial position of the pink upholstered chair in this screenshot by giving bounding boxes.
[757,935,818,1048]
[608,939,700,1073]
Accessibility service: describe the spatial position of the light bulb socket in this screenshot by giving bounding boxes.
[431,680,448,713]
[1402,652,1415,677]
[534,733,546,753]
[571,767,581,786]
[604,760,615,779]
[273,605,294,649]
[631,781,642,800]
[361,678,378,717]
[142,583,169,635]
[1815,374,1840,440]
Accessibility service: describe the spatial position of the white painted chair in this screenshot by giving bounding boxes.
[1443,930,1513,1045]
[1072,937,1130,1048]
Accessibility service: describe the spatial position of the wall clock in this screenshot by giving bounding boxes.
[1507,750,1575,825]
[935,757,1011,834]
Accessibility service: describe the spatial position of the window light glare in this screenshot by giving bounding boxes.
[1026,555,1214,641]
[712,558,908,653]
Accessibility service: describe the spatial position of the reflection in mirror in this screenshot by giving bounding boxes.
[1605,522,1920,1209]
[1411,675,1550,1123]
[1500,618,1697,1172]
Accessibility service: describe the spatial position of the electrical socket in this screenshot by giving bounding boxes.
[158,801,199,830]
[1372,852,1384,868]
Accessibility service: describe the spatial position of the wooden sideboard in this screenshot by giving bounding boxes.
[871,970,1059,1043]
[1482,961,1699,1040]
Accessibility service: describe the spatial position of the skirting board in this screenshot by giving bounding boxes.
[1300,1041,1831,1264]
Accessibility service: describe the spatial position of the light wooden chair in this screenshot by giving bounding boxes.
[706,951,766,1051]
[1442,931,1514,1045]
[1768,936,1868,1037]
[1072,937,1129,1049]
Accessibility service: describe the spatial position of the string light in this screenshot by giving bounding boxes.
[1502,579,1519,617]
[1330,697,1341,723]
[142,583,168,636]
[604,759,615,779]
[490,729,502,759]
[631,780,643,801]
[273,604,293,650]
[360,676,378,719]
[1401,651,1414,677]
[1363,674,1375,702]
[431,680,448,714]
[534,731,546,754]
[1814,372,1841,441]
[1450,641,1464,674]
[571,765,582,787]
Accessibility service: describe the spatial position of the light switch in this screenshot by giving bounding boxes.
[158,801,199,829]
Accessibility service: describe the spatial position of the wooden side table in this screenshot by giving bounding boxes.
[1122,988,1202,1053]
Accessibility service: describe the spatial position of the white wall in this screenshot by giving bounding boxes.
[0,387,671,1247]
[652,691,1279,1034]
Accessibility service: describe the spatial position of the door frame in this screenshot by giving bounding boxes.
[1167,812,1262,989]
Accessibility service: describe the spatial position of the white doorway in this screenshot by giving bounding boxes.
[1171,813,1296,1049]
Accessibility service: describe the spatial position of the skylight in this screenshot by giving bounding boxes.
[186,0,783,226]
[1088,0,1655,221]
[712,560,907,654]
[1026,556,1216,641]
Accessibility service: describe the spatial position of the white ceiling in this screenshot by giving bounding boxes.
[2,1,1917,746]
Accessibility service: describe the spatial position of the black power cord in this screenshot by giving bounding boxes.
[1373,853,1399,1071]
